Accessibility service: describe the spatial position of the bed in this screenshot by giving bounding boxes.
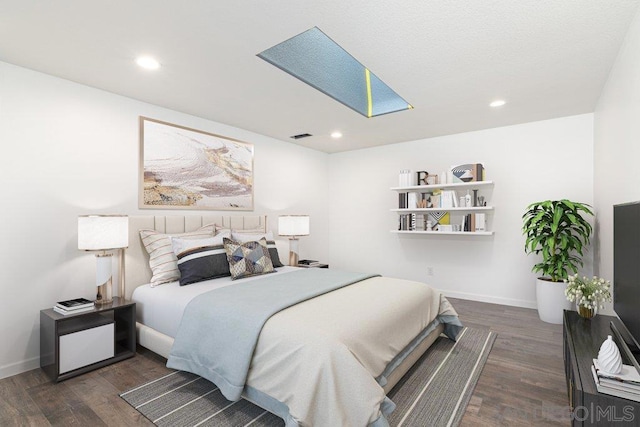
[124,215,462,426]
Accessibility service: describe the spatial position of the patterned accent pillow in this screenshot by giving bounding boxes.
[230,231,284,268]
[139,224,216,287]
[223,237,275,280]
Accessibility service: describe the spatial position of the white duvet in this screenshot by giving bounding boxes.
[246,276,457,426]
[133,272,458,426]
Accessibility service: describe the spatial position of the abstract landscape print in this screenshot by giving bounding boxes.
[139,117,253,210]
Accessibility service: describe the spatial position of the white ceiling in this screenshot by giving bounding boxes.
[1,1,638,153]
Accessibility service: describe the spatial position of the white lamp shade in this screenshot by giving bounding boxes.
[78,215,129,250]
[278,215,310,236]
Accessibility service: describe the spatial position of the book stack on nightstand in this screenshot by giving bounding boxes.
[297,259,329,269]
[53,298,95,316]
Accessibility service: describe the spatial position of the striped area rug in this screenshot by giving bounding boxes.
[120,327,495,427]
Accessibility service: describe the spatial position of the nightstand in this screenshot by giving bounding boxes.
[40,297,136,382]
[297,263,329,269]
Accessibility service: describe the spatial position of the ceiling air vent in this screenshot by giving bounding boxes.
[290,133,312,140]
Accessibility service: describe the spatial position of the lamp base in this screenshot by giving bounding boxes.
[96,253,113,305]
[288,237,300,266]
[96,278,113,305]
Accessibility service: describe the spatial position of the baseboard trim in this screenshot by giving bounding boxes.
[442,290,537,309]
[0,356,40,380]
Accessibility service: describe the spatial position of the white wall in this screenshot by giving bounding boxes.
[0,61,330,379]
[594,7,640,309]
[328,114,594,308]
[0,56,601,380]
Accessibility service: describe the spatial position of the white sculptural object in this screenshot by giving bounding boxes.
[598,335,623,375]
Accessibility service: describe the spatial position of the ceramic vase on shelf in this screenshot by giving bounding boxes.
[576,300,597,319]
[597,335,623,375]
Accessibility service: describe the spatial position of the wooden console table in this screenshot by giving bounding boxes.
[563,310,640,426]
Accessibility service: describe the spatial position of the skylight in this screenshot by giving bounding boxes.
[257,27,412,118]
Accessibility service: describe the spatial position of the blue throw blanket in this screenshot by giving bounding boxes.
[167,269,379,401]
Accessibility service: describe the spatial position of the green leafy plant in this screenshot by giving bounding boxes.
[522,200,593,282]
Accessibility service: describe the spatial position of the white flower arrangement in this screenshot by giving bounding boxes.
[564,274,612,310]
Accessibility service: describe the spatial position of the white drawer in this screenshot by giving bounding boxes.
[59,323,114,374]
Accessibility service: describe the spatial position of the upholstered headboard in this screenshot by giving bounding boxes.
[123,215,281,299]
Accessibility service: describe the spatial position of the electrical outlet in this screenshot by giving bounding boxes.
[427,267,434,276]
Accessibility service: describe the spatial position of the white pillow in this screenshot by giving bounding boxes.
[139,224,216,287]
[231,230,274,243]
[171,231,230,256]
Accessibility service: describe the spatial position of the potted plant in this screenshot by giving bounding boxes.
[522,200,593,323]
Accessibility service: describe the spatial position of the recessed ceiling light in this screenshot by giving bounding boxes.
[136,56,161,70]
[489,100,506,107]
[331,131,343,139]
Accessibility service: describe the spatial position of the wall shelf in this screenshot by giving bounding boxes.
[391,230,494,236]
[391,180,494,192]
[392,178,494,234]
[391,206,494,213]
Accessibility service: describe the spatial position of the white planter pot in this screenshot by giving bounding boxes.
[536,278,572,324]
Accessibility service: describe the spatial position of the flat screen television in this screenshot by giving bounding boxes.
[613,201,640,369]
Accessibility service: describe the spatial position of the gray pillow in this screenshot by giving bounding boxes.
[175,243,231,286]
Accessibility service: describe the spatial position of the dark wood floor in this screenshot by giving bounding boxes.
[452,298,569,426]
[0,298,569,426]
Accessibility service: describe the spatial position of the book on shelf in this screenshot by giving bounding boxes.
[430,194,441,209]
[298,259,318,265]
[469,213,476,232]
[55,298,94,311]
[472,163,485,182]
[591,365,640,402]
[53,305,95,316]
[475,213,486,231]
[398,193,405,209]
[407,192,418,209]
[440,190,457,208]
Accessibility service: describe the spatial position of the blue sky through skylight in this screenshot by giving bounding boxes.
[258,27,412,118]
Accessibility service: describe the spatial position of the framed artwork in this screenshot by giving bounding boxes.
[139,117,254,210]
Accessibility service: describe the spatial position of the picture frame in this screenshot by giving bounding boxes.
[139,117,254,211]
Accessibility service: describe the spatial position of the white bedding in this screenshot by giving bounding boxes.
[133,268,460,426]
[131,266,299,338]
[245,275,456,426]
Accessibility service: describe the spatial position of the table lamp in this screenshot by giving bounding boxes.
[278,215,310,266]
[78,215,128,304]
